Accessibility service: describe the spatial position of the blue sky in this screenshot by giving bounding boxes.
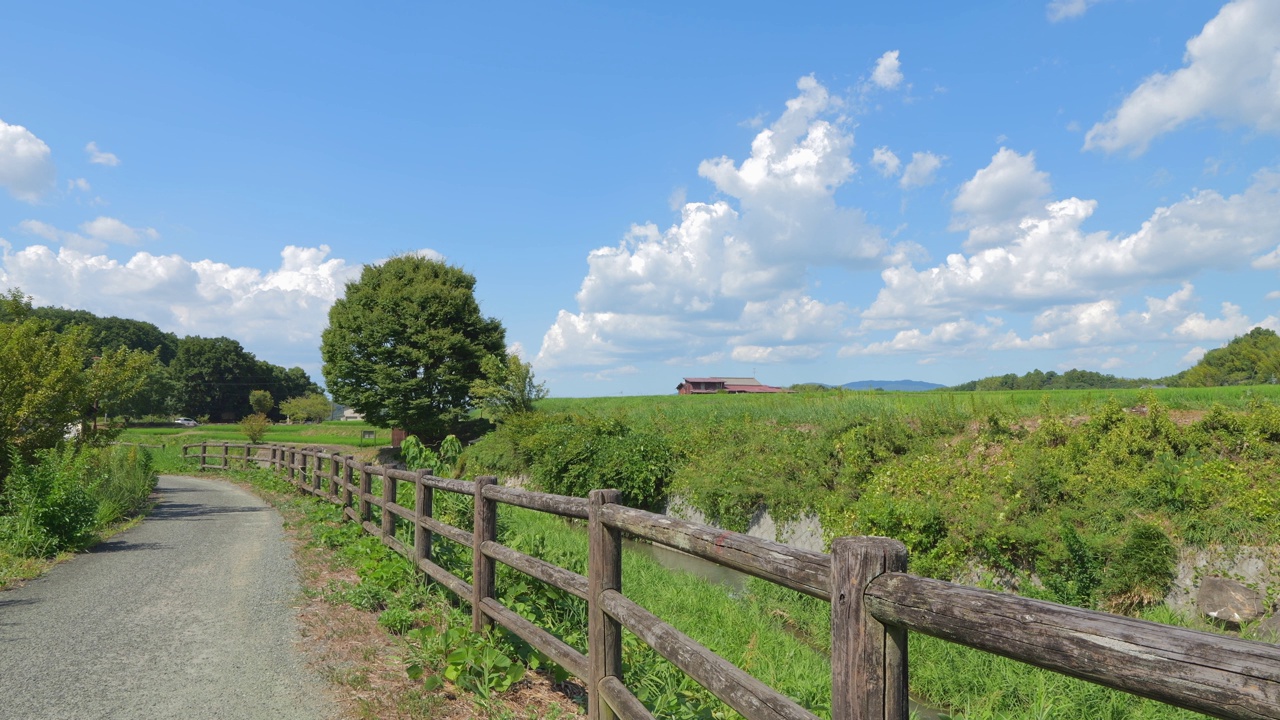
[2,0,1278,396]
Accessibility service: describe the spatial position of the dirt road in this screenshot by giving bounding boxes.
[0,475,336,720]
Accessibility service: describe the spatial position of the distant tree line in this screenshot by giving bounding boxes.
[0,297,322,423]
[948,368,1151,392]
[949,327,1280,391]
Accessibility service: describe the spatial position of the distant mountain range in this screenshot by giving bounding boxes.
[841,379,945,392]
[802,379,946,392]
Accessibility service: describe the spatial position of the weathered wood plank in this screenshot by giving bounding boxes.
[479,597,589,680]
[385,467,420,482]
[381,473,397,541]
[482,484,589,519]
[420,516,472,548]
[359,465,372,522]
[865,573,1280,720]
[600,504,831,601]
[382,533,407,556]
[422,475,475,496]
[385,501,416,522]
[589,489,623,720]
[342,455,354,509]
[831,537,908,720]
[480,540,589,600]
[414,471,432,574]
[417,556,472,599]
[598,676,656,720]
[472,476,498,634]
[600,589,819,720]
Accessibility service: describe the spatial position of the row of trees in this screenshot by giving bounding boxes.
[0,291,324,425]
[950,328,1280,392]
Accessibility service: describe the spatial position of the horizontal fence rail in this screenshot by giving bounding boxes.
[181,442,1280,720]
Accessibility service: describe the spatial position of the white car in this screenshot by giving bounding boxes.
[175,417,198,427]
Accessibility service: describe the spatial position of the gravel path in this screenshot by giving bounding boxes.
[0,475,337,720]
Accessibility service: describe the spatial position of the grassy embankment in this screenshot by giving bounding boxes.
[458,385,1280,718]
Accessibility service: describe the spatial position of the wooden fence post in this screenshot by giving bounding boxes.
[831,537,909,720]
[222,442,229,470]
[330,453,341,500]
[343,455,354,511]
[313,452,323,494]
[472,476,498,633]
[359,464,372,523]
[588,489,623,720]
[414,469,433,574]
[287,449,296,484]
[381,468,396,542]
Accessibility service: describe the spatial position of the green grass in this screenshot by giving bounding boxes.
[117,420,387,450]
[539,384,1280,421]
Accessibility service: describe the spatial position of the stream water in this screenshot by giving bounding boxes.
[624,537,950,720]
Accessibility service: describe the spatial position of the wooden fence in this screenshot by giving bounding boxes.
[183,442,1280,720]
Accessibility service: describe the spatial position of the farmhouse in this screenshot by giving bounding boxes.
[676,377,791,395]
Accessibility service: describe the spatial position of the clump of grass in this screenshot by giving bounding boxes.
[0,443,157,563]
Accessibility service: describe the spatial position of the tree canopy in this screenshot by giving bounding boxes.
[470,352,547,422]
[321,256,506,441]
[1174,327,1280,387]
[278,392,332,423]
[0,291,156,478]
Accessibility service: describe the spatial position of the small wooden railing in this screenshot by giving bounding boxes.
[183,442,1280,720]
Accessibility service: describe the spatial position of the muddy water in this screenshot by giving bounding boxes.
[624,537,951,720]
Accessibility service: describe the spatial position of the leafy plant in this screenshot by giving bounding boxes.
[239,412,272,444]
[406,625,525,700]
[249,389,274,415]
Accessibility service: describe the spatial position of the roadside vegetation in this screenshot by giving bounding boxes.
[0,290,158,588]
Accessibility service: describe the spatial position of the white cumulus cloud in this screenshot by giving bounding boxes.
[871,50,904,90]
[950,148,1052,250]
[865,167,1280,323]
[18,216,159,253]
[1047,0,1103,22]
[0,243,363,369]
[840,318,1003,357]
[1085,0,1280,154]
[538,76,899,371]
[85,141,120,166]
[871,146,901,177]
[900,152,944,189]
[0,120,56,203]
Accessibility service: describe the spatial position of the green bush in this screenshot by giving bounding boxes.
[88,444,158,525]
[516,412,674,510]
[0,447,98,555]
[1099,522,1177,611]
[0,444,157,557]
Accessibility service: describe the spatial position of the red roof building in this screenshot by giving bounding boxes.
[676,377,791,395]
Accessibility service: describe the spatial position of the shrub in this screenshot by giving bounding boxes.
[88,444,157,525]
[239,412,272,444]
[0,447,98,556]
[519,412,674,510]
[1099,522,1177,612]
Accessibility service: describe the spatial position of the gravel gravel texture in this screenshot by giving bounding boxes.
[0,475,338,720]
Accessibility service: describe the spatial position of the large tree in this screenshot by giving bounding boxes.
[322,255,506,441]
[170,336,259,421]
